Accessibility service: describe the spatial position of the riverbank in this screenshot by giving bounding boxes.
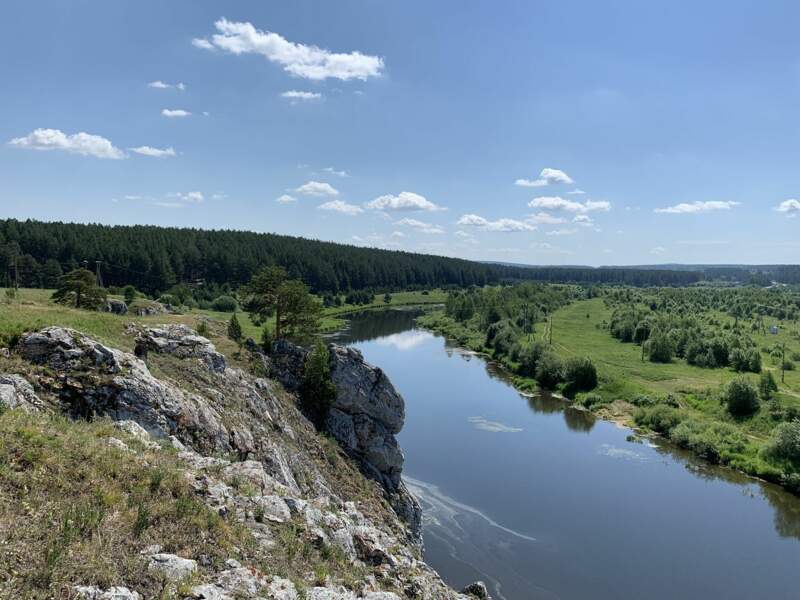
[416,307,800,497]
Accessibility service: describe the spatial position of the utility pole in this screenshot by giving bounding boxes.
[549,315,553,346]
[95,260,104,288]
[782,342,787,384]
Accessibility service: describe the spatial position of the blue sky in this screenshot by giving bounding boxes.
[2,0,800,265]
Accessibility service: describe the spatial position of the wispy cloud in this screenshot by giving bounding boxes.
[148,80,186,91]
[281,90,322,102]
[193,18,384,81]
[650,246,666,255]
[568,189,586,195]
[515,167,574,188]
[546,228,578,236]
[129,146,176,158]
[654,200,739,214]
[528,196,611,213]
[161,109,191,118]
[366,191,445,212]
[318,200,363,215]
[395,218,445,234]
[9,128,126,159]
[527,212,566,225]
[275,194,296,204]
[295,181,339,196]
[457,214,536,232]
[322,167,349,177]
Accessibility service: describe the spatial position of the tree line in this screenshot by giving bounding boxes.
[1,218,722,293]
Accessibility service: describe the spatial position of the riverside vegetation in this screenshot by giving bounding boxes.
[419,284,800,495]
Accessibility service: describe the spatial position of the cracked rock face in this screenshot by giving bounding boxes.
[136,324,227,373]
[0,374,44,412]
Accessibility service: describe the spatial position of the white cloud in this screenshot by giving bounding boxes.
[568,189,586,195]
[654,200,740,214]
[390,231,406,239]
[192,38,214,50]
[528,196,611,213]
[776,199,800,216]
[275,194,296,204]
[318,200,363,215]
[148,80,186,91]
[650,246,666,255]
[457,214,536,232]
[515,167,574,188]
[573,214,593,226]
[351,233,401,249]
[168,191,204,203]
[129,146,176,158]
[281,90,322,101]
[161,109,191,118]
[295,181,339,196]
[366,191,445,212]
[395,218,445,234]
[527,212,566,225]
[322,167,349,177]
[9,128,125,159]
[546,228,578,236]
[194,18,384,81]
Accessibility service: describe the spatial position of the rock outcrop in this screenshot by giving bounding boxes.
[4,325,472,598]
[0,374,44,412]
[104,299,128,315]
[270,340,421,538]
[135,324,227,372]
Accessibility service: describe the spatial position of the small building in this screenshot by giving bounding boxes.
[770,325,779,335]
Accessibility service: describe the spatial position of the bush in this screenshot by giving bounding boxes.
[782,360,796,372]
[633,404,682,433]
[578,392,605,408]
[563,356,598,392]
[724,377,760,417]
[300,341,337,428]
[646,331,673,363]
[157,294,180,306]
[123,285,137,304]
[764,420,800,465]
[670,419,747,464]
[515,342,546,377]
[211,295,239,312]
[535,352,563,390]
[759,371,778,402]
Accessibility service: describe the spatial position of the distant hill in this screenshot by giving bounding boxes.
[0,218,770,293]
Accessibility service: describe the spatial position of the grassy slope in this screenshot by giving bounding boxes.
[0,289,444,355]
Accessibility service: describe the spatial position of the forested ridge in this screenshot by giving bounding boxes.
[0,218,745,293]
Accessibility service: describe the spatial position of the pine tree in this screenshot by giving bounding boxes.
[227,313,243,351]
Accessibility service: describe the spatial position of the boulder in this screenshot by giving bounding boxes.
[461,582,490,599]
[0,374,45,412]
[147,553,197,582]
[137,325,226,372]
[75,586,141,600]
[104,299,128,315]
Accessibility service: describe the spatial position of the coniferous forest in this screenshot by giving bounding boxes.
[0,218,761,293]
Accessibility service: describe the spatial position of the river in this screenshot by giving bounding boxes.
[328,308,800,600]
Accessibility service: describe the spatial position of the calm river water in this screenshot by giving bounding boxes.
[328,308,800,600]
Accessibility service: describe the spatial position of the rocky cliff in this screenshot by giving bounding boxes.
[0,325,486,599]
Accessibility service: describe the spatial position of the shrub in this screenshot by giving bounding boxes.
[563,356,598,392]
[157,293,180,306]
[515,341,546,377]
[782,360,796,372]
[123,285,137,304]
[227,313,243,347]
[211,295,239,312]
[764,420,800,465]
[759,371,778,402]
[670,419,747,464]
[578,392,605,408]
[646,331,673,363]
[535,352,563,390]
[633,404,682,433]
[724,376,760,417]
[196,319,210,337]
[300,340,337,428]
